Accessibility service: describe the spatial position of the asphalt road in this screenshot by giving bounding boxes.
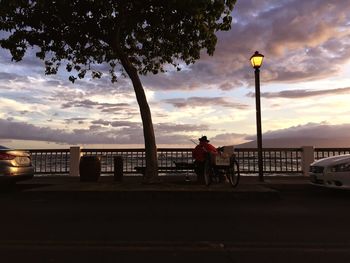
[1,183,350,262]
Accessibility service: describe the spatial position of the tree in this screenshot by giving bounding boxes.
[0,0,236,181]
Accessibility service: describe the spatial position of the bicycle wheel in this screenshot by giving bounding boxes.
[203,159,212,186]
[226,156,240,187]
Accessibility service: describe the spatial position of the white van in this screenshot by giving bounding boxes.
[309,154,350,189]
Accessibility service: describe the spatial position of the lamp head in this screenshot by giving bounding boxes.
[250,51,264,69]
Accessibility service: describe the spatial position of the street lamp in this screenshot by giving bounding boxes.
[250,51,264,182]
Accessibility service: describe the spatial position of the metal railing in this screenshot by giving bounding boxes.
[30,149,70,174]
[315,148,350,160]
[29,147,350,175]
[235,148,302,174]
[81,149,144,174]
[29,147,309,175]
[81,148,194,174]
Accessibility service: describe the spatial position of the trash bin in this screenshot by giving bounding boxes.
[114,156,123,182]
[79,156,101,182]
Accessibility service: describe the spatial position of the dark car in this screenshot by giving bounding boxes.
[0,146,34,183]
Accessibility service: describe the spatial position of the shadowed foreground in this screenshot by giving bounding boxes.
[1,176,350,262]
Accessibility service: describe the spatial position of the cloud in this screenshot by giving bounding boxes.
[1,114,185,147]
[0,72,23,82]
[194,0,350,86]
[91,119,210,144]
[4,118,350,148]
[211,133,250,146]
[1,0,350,150]
[2,0,349,93]
[1,0,350,93]
[61,99,130,110]
[0,47,44,74]
[154,123,209,133]
[246,87,350,99]
[245,122,350,141]
[163,97,249,109]
[0,118,144,145]
[136,0,350,94]
[91,119,142,129]
[64,117,88,124]
[0,118,215,146]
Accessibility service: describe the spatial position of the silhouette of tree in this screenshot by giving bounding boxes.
[0,0,236,181]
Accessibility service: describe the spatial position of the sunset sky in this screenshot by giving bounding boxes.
[1,0,350,149]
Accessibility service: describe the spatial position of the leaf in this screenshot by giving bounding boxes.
[0,1,235,79]
[69,76,77,83]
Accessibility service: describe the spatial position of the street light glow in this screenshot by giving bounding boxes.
[250,51,264,69]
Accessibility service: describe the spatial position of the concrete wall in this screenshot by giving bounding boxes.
[69,146,81,177]
[301,146,315,176]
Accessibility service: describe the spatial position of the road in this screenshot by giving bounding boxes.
[1,183,350,262]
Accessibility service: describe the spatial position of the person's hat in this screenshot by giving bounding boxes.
[199,136,209,142]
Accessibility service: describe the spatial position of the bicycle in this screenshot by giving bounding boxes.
[203,151,240,188]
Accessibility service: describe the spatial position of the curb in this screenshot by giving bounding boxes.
[16,187,280,201]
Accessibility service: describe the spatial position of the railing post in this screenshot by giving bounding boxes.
[301,146,314,176]
[69,146,81,177]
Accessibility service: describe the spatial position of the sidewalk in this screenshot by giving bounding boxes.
[14,175,311,201]
[2,174,346,263]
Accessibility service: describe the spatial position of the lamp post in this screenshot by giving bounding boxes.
[250,51,264,182]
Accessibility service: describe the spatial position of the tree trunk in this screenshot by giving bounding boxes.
[111,23,158,182]
[119,56,159,181]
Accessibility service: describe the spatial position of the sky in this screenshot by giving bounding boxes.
[1,0,350,149]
